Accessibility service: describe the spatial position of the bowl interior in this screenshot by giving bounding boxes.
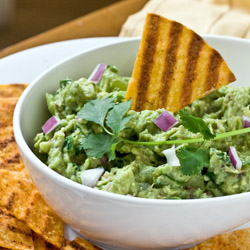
[17,35,250,160]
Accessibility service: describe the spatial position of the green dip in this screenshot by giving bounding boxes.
[34,65,250,199]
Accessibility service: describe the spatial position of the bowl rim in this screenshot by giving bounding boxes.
[13,34,250,206]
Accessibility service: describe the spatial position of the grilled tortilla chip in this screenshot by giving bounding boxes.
[0,97,20,126]
[0,206,33,250]
[0,84,27,126]
[0,85,27,172]
[125,13,236,112]
[188,228,250,250]
[0,124,24,171]
[62,237,101,250]
[0,169,64,248]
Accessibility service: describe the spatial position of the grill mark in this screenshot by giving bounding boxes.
[205,50,223,91]
[0,135,15,149]
[181,34,204,107]
[0,123,8,128]
[7,153,21,164]
[160,21,182,107]
[6,192,17,210]
[135,15,160,111]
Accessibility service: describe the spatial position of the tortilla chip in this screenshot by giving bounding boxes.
[0,84,27,98]
[0,84,27,127]
[125,13,236,112]
[0,124,24,171]
[0,97,20,126]
[0,169,64,248]
[188,228,250,250]
[62,237,101,250]
[0,206,34,250]
[0,90,25,172]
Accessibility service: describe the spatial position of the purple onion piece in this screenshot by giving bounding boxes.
[228,146,242,170]
[154,110,178,132]
[88,64,107,83]
[42,116,60,134]
[243,115,250,128]
[80,167,105,187]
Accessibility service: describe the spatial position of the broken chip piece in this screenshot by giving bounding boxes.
[125,13,236,112]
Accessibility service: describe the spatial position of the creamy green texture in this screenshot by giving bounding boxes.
[34,66,250,199]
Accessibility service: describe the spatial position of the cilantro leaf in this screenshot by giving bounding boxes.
[177,146,210,175]
[60,79,72,88]
[106,100,132,135]
[81,133,119,160]
[179,109,215,140]
[77,97,115,127]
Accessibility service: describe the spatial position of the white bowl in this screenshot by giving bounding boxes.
[14,36,250,250]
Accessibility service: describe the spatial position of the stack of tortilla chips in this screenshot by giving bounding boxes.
[0,84,100,250]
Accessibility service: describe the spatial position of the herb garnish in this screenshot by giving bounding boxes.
[77,98,132,160]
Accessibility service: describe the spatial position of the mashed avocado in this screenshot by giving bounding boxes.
[34,65,250,199]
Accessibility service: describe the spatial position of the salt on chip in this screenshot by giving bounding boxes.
[125,13,236,112]
[0,206,34,250]
[0,169,64,248]
[188,228,250,250]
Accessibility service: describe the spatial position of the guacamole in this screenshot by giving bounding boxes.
[34,65,250,199]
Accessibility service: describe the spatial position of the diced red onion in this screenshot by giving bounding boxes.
[154,110,178,132]
[80,167,104,187]
[228,146,242,170]
[162,145,180,167]
[243,115,250,128]
[42,116,60,134]
[88,64,107,83]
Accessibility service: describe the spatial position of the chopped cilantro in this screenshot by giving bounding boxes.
[64,136,75,155]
